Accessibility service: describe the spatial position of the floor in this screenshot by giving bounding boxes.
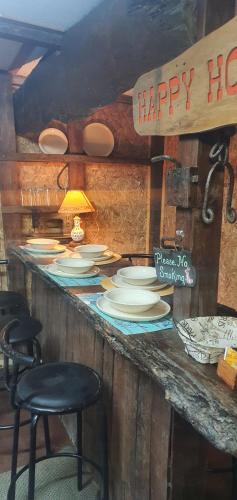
[0,390,100,499]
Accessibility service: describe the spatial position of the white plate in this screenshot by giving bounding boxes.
[21,244,66,255]
[72,248,114,262]
[111,274,167,291]
[96,296,170,322]
[44,264,100,279]
[38,128,68,154]
[83,123,114,157]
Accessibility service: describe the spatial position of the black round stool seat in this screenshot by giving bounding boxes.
[8,318,42,344]
[0,291,30,330]
[16,362,102,414]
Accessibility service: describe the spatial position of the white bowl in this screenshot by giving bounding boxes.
[117,266,157,286]
[26,238,59,250]
[38,128,68,154]
[75,244,108,258]
[55,258,95,274]
[103,289,160,313]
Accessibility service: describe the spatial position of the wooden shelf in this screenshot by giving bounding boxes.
[0,152,149,166]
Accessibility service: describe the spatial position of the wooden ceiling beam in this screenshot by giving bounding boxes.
[0,17,63,49]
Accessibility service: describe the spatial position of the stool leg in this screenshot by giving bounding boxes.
[76,411,83,491]
[43,416,52,456]
[8,408,20,500]
[28,414,39,500]
[232,457,237,500]
[101,410,109,500]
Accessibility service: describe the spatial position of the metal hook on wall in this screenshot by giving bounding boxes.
[202,143,237,224]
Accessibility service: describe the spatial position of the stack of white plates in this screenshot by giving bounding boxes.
[22,238,66,255]
[176,316,237,364]
[111,265,167,291]
[74,244,115,263]
[97,285,170,322]
[46,257,100,279]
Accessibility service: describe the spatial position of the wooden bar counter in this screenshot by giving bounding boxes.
[8,247,237,500]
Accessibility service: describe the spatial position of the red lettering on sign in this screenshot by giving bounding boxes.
[138,90,147,124]
[157,82,167,119]
[225,47,237,95]
[182,68,194,110]
[148,86,156,121]
[208,55,223,103]
[169,76,180,115]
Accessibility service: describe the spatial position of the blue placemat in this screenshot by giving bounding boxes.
[77,293,173,335]
[38,265,106,287]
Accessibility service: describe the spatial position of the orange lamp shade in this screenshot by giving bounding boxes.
[58,190,95,214]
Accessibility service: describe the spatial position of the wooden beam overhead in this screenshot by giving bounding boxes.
[0,17,63,49]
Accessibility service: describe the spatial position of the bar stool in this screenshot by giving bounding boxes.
[1,321,108,500]
[0,317,42,431]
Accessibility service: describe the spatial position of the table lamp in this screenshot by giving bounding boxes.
[58,190,95,242]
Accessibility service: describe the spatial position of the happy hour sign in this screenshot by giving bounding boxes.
[133,16,237,136]
[154,248,196,288]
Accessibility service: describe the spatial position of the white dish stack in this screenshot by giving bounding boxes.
[73,244,115,263]
[97,265,171,322]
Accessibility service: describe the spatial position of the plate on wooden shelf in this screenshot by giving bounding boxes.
[101,277,174,295]
[111,274,167,291]
[44,264,100,279]
[38,128,68,154]
[96,296,170,322]
[21,244,66,255]
[82,123,114,157]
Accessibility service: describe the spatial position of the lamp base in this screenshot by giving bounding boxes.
[71,215,84,242]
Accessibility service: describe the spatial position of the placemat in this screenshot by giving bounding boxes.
[38,265,106,287]
[77,293,173,335]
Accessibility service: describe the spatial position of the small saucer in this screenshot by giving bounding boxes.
[44,264,100,279]
[96,296,170,322]
[111,274,167,291]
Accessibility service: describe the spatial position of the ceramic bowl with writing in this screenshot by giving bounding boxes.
[176,316,237,349]
[117,266,157,286]
[55,258,95,274]
[26,238,59,250]
[177,330,223,364]
[104,289,160,313]
[75,244,108,258]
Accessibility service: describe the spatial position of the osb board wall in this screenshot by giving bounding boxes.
[17,100,151,253]
[84,162,150,253]
[162,135,237,310]
[218,133,237,310]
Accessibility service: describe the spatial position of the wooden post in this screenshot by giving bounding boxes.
[67,121,85,189]
[149,136,164,249]
[0,72,20,289]
[173,0,236,320]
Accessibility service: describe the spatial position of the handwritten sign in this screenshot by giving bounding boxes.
[154,248,196,287]
[133,16,237,136]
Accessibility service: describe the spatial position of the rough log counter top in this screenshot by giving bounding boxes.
[8,246,237,499]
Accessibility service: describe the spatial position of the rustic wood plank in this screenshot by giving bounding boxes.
[0,152,148,165]
[134,373,152,500]
[150,385,171,500]
[0,17,62,48]
[133,16,237,136]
